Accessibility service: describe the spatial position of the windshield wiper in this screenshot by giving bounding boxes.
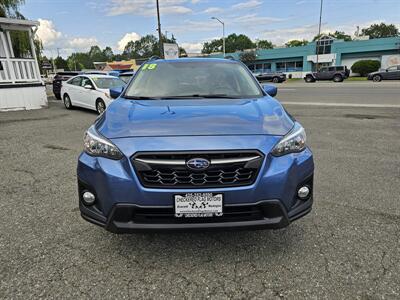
[163,94,241,99]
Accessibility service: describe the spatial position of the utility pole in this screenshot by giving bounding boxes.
[156,0,163,58]
[315,0,323,71]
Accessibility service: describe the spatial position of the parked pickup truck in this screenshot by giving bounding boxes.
[304,66,349,83]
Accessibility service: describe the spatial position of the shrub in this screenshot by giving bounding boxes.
[351,60,381,76]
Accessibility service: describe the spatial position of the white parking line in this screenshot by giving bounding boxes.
[280,101,400,108]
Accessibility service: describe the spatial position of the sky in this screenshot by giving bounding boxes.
[20,0,400,58]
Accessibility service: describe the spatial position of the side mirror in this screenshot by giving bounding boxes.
[109,87,123,99]
[84,84,93,89]
[263,84,278,97]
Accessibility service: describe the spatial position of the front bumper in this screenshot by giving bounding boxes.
[80,197,313,233]
[77,135,314,233]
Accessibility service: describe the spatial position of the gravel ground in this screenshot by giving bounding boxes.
[1,82,399,299]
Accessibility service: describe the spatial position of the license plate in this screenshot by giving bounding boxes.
[174,193,223,218]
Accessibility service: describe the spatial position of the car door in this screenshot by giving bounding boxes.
[396,66,400,80]
[65,76,83,106]
[384,66,398,80]
[79,77,96,109]
[317,67,328,80]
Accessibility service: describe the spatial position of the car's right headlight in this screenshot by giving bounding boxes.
[83,125,123,159]
[271,122,307,156]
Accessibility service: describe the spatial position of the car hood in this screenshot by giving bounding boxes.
[96,96,294,139]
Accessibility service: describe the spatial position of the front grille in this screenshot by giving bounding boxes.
[132,151,264,188]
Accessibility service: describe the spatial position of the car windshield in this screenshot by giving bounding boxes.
[92,77,125,89]
[124,60,263,99]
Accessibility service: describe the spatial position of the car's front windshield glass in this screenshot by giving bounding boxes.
[92,77,125,89]
[124,61,263,99]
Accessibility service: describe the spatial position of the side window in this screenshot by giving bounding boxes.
[320,67,328,72]
[81,77,93,88]
[397,66,400,71]
[328,67,335,72]
[69,77,82,86]
[336,66,344,71]
[387,66,396,72]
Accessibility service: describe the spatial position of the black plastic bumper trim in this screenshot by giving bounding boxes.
[79,197,313,233]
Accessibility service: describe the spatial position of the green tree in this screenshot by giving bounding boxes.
[331,31,352,41]
[361,23,399,39]
[102,46,114,61]
[351,60,381,76]
[313,31,352,41]
[285,39,309,47]
[67,52,91,71]
[239,51,257,64]
[122,34,182,59]
[54,56,68,70]
[256,39,274,49]
[123,34,159,59]
[202,33,255,54]
[0,0,25,17]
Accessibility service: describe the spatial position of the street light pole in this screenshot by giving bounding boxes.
[156,0,163,58]
[316,0,323,71]
[211,17,225,57]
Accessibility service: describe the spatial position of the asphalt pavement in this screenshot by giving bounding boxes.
[1,81,399,299]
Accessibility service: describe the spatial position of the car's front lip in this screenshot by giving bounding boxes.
[79,197,313,233]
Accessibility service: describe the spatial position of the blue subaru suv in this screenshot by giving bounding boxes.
[77,58,314,233]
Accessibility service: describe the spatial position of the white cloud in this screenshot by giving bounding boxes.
[117,32,142,51]
[36,19,62,47]
[35,18,100,57]
[108,0,192,16]
[68,37,99,50]
[232,0,262,10]
[203,7,223,14]
[180,42,203,53]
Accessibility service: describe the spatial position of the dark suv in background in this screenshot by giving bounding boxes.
[52,71,81,99]
[304,66,349,83]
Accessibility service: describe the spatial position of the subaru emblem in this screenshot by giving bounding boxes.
[186,158,210,171]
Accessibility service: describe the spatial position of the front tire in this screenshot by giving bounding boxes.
[63,94,73,109]
[333,74,343,82]
[372,75,382,82]
[305,76,314,83]
[96,99,106,114]
[272,77,280,83]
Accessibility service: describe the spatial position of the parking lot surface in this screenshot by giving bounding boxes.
[1,82,400,299]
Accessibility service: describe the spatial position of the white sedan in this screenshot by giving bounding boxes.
[61,74,125,114]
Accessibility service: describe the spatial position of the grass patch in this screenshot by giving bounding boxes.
[347,77,368,81]
[286,78,302,82]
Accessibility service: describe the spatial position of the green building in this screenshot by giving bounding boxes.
[210,36,400,78]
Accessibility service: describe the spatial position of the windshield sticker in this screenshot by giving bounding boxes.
[142,63,157,71]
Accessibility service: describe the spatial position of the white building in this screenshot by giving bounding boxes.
[0,17,47,111]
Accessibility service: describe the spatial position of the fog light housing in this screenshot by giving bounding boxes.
[297,186,310,200]
[82,191,95,205]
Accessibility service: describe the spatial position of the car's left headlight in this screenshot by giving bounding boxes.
[83,125,123,159]
[271,122,307,156]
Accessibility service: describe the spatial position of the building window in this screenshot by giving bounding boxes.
[316,35,334,55]
[248,62,272,73]
[276,61,303,72]
[9,30,33,58]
